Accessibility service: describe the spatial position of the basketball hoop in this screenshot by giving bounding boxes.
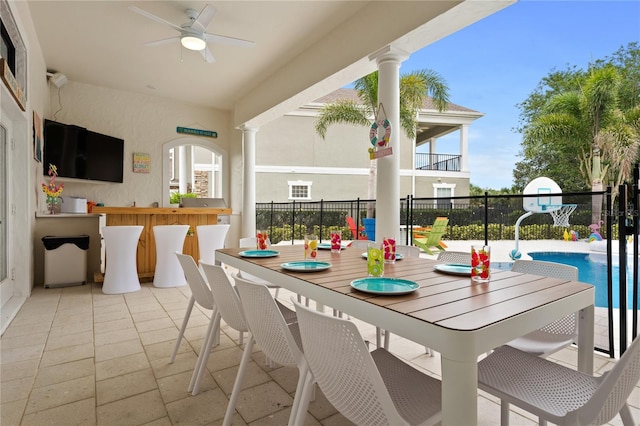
[549,204,577,227]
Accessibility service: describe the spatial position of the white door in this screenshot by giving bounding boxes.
[0,120,13,312]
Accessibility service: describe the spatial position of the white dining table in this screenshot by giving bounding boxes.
[216,245,595,425]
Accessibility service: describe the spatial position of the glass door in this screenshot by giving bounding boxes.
[0,122,11,311]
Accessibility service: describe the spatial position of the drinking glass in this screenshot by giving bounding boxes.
[367,243,384,277]
[256,230,269,250]
[471,245,491,283]
[330,230,342,253]
[383,236,396,264]
[304,234,318,260]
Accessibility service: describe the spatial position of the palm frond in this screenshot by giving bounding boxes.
[314,101,371,139]
[354,73,379,111]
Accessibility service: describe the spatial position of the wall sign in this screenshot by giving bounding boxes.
[176,127,217,138]
[133,152,150,173]
[0,58,26,111]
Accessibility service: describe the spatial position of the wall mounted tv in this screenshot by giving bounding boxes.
[43,119,124,183]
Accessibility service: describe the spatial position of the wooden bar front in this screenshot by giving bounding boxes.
[92,207,231,279]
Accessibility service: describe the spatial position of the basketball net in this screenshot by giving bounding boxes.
[549,204,577,227]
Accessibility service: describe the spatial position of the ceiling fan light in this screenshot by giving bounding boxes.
[181,34,206,51]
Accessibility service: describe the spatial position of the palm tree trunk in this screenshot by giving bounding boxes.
[591,147,603,225]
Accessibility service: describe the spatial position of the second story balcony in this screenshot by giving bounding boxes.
[415,153,461,171]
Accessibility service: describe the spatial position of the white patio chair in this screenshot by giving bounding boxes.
[478,337,640,426]
[173,253,221,396]
[227,276,305,426]
[238,236,280,298]
[377,244,431,353]
[507,259,579,356]
[193,262,249,396]
[348,239,371,250]
[436,250,471,265]
[396,243,421,258]
[170,252,220,364]
[292,299,442,426]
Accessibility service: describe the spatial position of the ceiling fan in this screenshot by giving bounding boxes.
[129,3,254,63]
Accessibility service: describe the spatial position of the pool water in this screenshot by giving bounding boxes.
[524,251,640,309]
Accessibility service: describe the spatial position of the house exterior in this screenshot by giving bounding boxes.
[255,88,483,203]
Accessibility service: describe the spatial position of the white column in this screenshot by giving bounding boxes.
[460,124,469,172]
[371,46,408,242]
[241,125,258,238]
[430,138,437,169]
[178,145,187,194]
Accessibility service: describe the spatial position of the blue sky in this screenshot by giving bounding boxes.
[403,0,640,190]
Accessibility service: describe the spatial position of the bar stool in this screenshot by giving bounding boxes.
[153,225,190,288]
[196,224,230,265]
[101,225,143,294]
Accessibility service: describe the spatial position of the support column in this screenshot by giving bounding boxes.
[371,46,408,242]
[178,145,187,194]
[460,124,469,172]
[241,125,258,239]
[429,138,437,169]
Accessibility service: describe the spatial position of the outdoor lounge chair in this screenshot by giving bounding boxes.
[346,216,366,240]
[413,217,449,255]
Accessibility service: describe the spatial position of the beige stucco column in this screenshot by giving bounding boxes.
[460,124,469,172]
[240,125,258,238]
[371,46,408,242]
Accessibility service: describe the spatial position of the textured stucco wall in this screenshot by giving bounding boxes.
[42,81,232,211]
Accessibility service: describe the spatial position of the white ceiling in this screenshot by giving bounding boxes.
[27,1,513,127]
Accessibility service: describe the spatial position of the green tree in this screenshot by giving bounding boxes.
[314,70,450,207]
[469,184,515,196]
[514,43,640,222]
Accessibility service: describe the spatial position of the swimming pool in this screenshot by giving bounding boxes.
[527,251,640,309]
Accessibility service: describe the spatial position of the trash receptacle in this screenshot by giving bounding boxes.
[42,235,89,288]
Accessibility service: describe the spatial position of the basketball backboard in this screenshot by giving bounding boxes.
[522,177,562,213]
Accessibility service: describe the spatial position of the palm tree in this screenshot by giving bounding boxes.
[314,70,450,208]
[524,65,640,223]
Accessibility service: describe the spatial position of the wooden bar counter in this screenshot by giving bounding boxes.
[92,206,231,279]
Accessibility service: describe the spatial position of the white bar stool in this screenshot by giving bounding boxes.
[101,225,143,294]
[196,224,230,265]
[153,225,190,288]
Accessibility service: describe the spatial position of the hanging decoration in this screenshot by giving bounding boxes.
[42,163,64,214]
[368,103,393,160]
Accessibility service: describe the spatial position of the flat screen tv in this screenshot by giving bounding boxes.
[43,119,124,183]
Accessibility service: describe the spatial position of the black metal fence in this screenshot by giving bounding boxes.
[256,191,606,245]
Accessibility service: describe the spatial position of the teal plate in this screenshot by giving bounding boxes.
[239,250,279,258]
[281,261,332,272]
[361,252,404,260]
[350,277,419,295]
[433,263,472,276]
[318,243,348,250]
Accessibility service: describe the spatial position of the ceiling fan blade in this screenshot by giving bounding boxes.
[205,33,255,47]
[129,6,183,32]
[200,46,215,63]
[144,36,180,47]
[191,4,217,33]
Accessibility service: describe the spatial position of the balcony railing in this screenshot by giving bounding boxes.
[415,153,461,171]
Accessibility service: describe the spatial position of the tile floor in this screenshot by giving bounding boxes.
[1,275,638,426]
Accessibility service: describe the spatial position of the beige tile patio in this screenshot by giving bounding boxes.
[1,276,633,426]
[96,390,167,426]
[96,368,158,405]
